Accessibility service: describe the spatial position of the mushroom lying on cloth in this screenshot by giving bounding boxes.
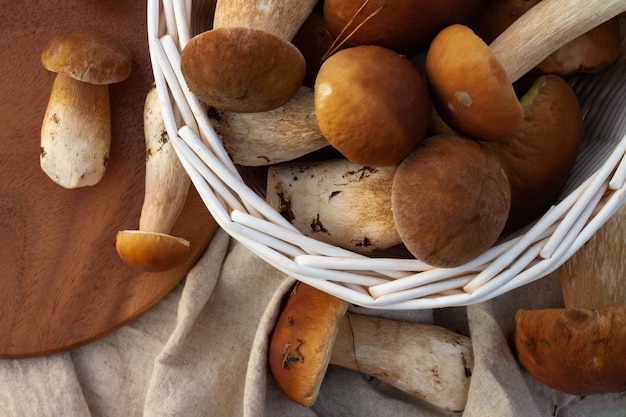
[514,203,626,395]
[181,0,316,112]
[40,30,131,188]
[115,86,191,272]
[269,282,473,411]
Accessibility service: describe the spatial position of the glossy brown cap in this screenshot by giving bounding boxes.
[314,45,431,166]
[41,30,132,85]
[392,135,510,268]
[115,230,190,272]
[181,27,305,113]
[269,282,348,407]
[425,24,523,142]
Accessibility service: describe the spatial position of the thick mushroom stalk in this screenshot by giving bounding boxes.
[425,0,626,141]
[265,159,400,253]
[331,313,473,412]
[269,282,473,411]
[115,86,191,272]
[40,30,132,188]
[210,86,329,166]
[181,0,316,112]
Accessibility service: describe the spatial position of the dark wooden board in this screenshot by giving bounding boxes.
[0,0,218,358]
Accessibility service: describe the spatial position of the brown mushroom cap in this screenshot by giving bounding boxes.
[392,135,511,268]
[269,282,349,407]
[41,30,132,85]
[425,24,523,142]
[115,230,190,272]
[488,74,583,232]
[314,45,431,167]
[181,27,305,113]
[514,305,626,395]
[323,0,490,56]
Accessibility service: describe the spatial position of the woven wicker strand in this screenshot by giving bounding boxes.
[148,0,626,309]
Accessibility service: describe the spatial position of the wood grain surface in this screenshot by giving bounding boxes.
[0,0,219,358]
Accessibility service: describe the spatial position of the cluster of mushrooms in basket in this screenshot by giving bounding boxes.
[37,0,625,412]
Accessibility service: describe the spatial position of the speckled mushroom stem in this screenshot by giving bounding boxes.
[331,313,473,412]
[209,86,329,166]
[139,85,191,233]
[265,159,400,253]
[489,0,626,83]
[213,0,318,41]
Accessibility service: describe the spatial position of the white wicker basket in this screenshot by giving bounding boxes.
[147,0,626,309]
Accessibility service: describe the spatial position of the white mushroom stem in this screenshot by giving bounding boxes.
[140,86,191,233]
[489,0,626,83]
[331,313,473,412]
[40,73,111,188]
[559,201,626,309]
[266,159,400,252]
[210,86,329,166]
[213,0,317,41]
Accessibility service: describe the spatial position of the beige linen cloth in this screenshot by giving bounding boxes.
[1,229,624,416]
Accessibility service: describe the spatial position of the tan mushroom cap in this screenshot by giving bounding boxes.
[115,230,190,272]
[392,135,510,268]
[425,24,523,142]
[41,30,132,85]
[181,27,305,113]
[314,45,431,167]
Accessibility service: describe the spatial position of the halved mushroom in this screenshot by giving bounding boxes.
[40,30,132,188]
[266,158,400,253]
[115,86,191,272]
[181,0,316,112]
[425,0,626,141]
[269,282,474,411]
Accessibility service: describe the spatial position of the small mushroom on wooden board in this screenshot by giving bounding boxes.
[40,30,132,188]
[514,199,626,395]
[209,86,330,166]
[425,0,626,141]
[181,0,316,112]
[269,282,473,411]
[115,86,191,272]
[265,158,400,253]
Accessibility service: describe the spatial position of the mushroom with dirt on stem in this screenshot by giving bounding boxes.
[40,30,132,188]
[269,281,474,411]
[115,86,191,272]
[424,0,626,142]
[181,0,317,113]
[265,158,400,253]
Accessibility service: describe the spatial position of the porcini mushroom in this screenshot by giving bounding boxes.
[476,1,622,76]
[425,0,626,141]
[115,86,191,272]
[40,30,132,188]
[314,44,431,167]
[488,74,583,231]
[269,282,474,411]
[265,158,400,253]
[180,0,316,112]
[514,201,626,395]
[391,135,511,268]
[209,86,330,166]
[322,0,490,56]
